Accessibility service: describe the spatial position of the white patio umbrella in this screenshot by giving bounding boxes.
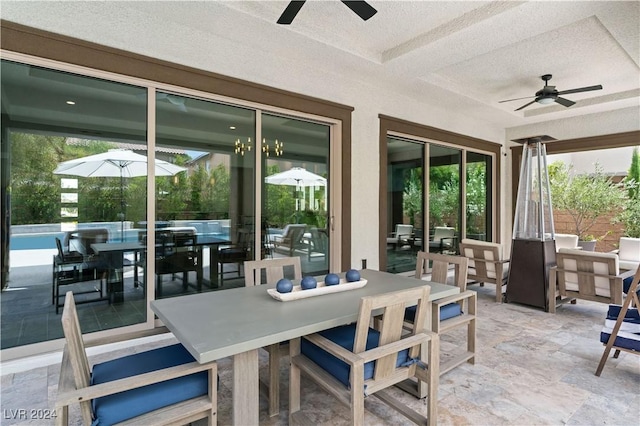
[265,167,326,217]
[54,149,186,240]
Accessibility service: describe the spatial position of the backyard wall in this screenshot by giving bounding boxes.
[553,210,624,253]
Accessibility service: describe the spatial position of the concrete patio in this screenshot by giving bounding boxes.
[1,284,638,425]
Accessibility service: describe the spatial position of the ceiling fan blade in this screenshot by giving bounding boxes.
[556,85,603,96]
[277,1,306,24]
[515,100,536,111]
[555,97,575,108]
[340,1,377,21]
[499,95,535,103]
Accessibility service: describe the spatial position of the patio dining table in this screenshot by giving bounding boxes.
[151,268,460,424]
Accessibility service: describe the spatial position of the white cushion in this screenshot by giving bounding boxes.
[618,237,640,262]
[557,248,619,297]
[554,234,579,251]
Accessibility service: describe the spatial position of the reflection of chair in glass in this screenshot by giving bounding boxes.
[410,251,476,376]
[549,248,634,313]
[245,257,302,417]
[272,224,307,256]
[56,292,217,425]
[595,267,640,376]
[155,230,198,298]
[459,239,510,303]
[218,228,251,285]
[289,286,439,425]
[429,226,456,253]
[386,224,413,250]
[52,237,106,314]
[65,228,109,257]
[307,227,328,261]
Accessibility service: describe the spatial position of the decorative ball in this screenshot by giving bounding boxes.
[301,276,318,290]
[324,273,340,286]
[345,269,361,282]
[276,278,293,293]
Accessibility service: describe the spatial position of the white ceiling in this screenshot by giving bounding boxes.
[2,1,639,138]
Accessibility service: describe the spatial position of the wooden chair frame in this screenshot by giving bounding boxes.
[55,292,217,426]
[244,256,302,417]
[289,286,439,426]
[415,251,476,376]
[595,266,640,376]
[459,239,509,303]
[549,249,635,313]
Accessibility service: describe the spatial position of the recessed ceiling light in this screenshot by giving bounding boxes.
[66,100,76,105]
[229,126,236,130]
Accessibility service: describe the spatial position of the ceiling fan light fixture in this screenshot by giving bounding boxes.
[536,97,555,105]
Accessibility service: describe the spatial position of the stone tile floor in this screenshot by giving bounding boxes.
[1,285,638,425]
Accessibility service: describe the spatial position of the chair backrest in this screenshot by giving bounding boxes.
[66,228,110,256]
[354,286,431,380]
[618,237,640,263]
[459,239,504,279]
[555,234,579,251]
[415,251,469,291]
[432,226,455,242]
[244,257,302,286]
[283,224,306,241]
[395,224,413,238]
[309,227,328,252]
[556,248,620,298]
[61,292,94,424]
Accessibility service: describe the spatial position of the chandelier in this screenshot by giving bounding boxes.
[262,138,283,157]
[234,137,252,156]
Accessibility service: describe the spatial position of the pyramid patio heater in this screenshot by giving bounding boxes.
[506,135,557,310]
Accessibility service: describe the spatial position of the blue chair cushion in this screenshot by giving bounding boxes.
[404,302,462,322]
[622,276,639,294]
[301,324,410,388]
[600,304,640,351]
[91,343,208,425]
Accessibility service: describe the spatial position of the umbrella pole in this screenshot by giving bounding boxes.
[120,171,125,242]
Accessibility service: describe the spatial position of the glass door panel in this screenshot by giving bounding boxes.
[428,144,461,254]
[466,152,492,241]
[261,113,330,276]
[155,92,256,295]
[386,137,424,273]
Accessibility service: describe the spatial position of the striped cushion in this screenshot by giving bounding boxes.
[600,305,640,351]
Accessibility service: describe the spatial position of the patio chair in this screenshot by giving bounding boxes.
[595,267,640,376]
[289,286,439,425]
[218,228,252,285]
[386,224,413,250]
[272,224,307,256]
[244,256,302,417]
[155,229,198,298]
[554,233,579,251]
[611,237,640,271]
[548,248,635,313]
[52,237,107,314]
[459,239,510,303]
[429,226,456,254]
[307,227,328,261]
[55,292,217,425]
[409,251,476,376]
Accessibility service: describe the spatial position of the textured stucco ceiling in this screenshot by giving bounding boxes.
[1,1,639,140]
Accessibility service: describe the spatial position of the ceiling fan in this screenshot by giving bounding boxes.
[277,0,377,25]
[499,74,603,111]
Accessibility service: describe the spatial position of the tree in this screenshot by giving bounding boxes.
[627,147,640,199]
[549,161,625,240]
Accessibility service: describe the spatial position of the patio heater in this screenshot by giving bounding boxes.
[506,135,557,310]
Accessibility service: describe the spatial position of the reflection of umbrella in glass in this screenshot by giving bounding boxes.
[265,167,326,217]
[54,149,186,241]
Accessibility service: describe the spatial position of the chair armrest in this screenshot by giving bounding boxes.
[56,357,216,408]
[359,333,432,364]
[303,333,361,365]
[610,249,620,254]
[431,290,475,308]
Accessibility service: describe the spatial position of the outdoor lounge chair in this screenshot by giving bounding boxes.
[272,224,307,256]
[55,291,217,425]
[386,224,413,250]
[595,267,640,376]
[244,257,302,417]
[428,226,456,253]
[612,237,640,271]
[289,286,439,425]
[549,248,635,313]
[459,239,510,303]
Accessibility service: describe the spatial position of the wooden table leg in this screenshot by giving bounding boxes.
[233,349,259,425]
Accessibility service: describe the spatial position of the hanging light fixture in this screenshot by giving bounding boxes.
[234,137,252,156]
[262,138,284,157]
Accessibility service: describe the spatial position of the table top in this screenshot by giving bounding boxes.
[151,269,460,363]
[91,236,231,253]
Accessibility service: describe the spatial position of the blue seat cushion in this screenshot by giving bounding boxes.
[622,276,639,294]
[91,343,208,425]
[404,302,462,322]
[301,324,409,388]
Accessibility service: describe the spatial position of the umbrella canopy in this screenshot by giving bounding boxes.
[53,149,186,177]
[264,167,326,187]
